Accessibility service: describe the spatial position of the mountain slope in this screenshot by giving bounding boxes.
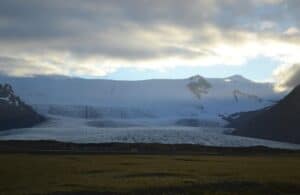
[227,85,300,144]
[0,84,45,130]
[0,75,282,121]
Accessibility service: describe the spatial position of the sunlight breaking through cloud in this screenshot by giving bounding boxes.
[0,0,300,88]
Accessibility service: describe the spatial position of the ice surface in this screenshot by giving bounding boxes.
[0,115,299,150]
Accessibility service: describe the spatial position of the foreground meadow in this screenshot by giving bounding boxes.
[0,153,300,195]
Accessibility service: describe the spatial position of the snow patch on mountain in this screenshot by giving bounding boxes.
[0,84,22,107]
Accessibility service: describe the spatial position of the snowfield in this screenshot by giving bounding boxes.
[0,116,299,150]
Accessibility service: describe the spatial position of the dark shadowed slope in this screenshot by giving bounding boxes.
[226,85,300,144]
[0,84,45,131]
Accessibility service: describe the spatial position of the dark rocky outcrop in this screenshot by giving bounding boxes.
[225,85,300,144]
[0,84,45,130]
[188,75,211,99]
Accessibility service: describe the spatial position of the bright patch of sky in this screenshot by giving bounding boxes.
[104,56,279,82]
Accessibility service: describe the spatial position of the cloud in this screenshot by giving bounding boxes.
[284,27,300,36]
[274,64,300,91]
[0,55,116,77]
[0,0,300,79]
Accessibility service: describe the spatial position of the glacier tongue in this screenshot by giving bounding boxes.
[0,115,299,150]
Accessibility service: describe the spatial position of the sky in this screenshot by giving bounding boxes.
[1,0,300,90]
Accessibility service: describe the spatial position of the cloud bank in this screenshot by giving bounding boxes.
[0,0,300,88]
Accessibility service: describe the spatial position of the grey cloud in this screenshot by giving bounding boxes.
[1,0,300,77]
[284,65,300,88]
[1,0,296,40]
[0,56,59,76]
[0,0,216,60]
[275,64,300,90]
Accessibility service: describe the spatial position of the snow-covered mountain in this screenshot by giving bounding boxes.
[227,85,300,144]
[0,84,28,107]
[0,74,283,123]
[0,83,44,130]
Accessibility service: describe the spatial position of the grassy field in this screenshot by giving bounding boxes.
[0,153,300,195]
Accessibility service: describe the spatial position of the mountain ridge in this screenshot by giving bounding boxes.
[0,75,283,121]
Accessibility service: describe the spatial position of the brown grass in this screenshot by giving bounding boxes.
[0,154,300,194]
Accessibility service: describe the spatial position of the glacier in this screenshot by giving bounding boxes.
[0,74,297,149]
